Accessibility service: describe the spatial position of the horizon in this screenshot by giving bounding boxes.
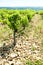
[0,6,43,7]
[0,7,43,10]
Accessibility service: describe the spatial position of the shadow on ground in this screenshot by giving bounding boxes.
[0,42,16,58]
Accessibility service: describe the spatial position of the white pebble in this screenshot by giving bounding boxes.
[10,53,17,58]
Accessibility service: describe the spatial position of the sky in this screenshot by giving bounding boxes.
[0,0,43,7]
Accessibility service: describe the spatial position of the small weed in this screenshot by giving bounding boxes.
[26,60,33,65]
[26,59,43,65]
[41,40,43,47]
[31,45,36,51]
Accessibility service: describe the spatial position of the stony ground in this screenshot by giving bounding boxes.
[0,14,43,65]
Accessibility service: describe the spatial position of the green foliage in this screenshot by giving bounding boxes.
[38,10,43,15]
[35,60,43,65]
[19,9,36,21]
[8,12,29,32]
[0,9,35,32]
[26,10,36,21]
[26,60,32,65]
[8,13,22,31]
[26,60,43,65]
[31,45,36,51]
[21,15,28,29]
[38,10,43,19]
